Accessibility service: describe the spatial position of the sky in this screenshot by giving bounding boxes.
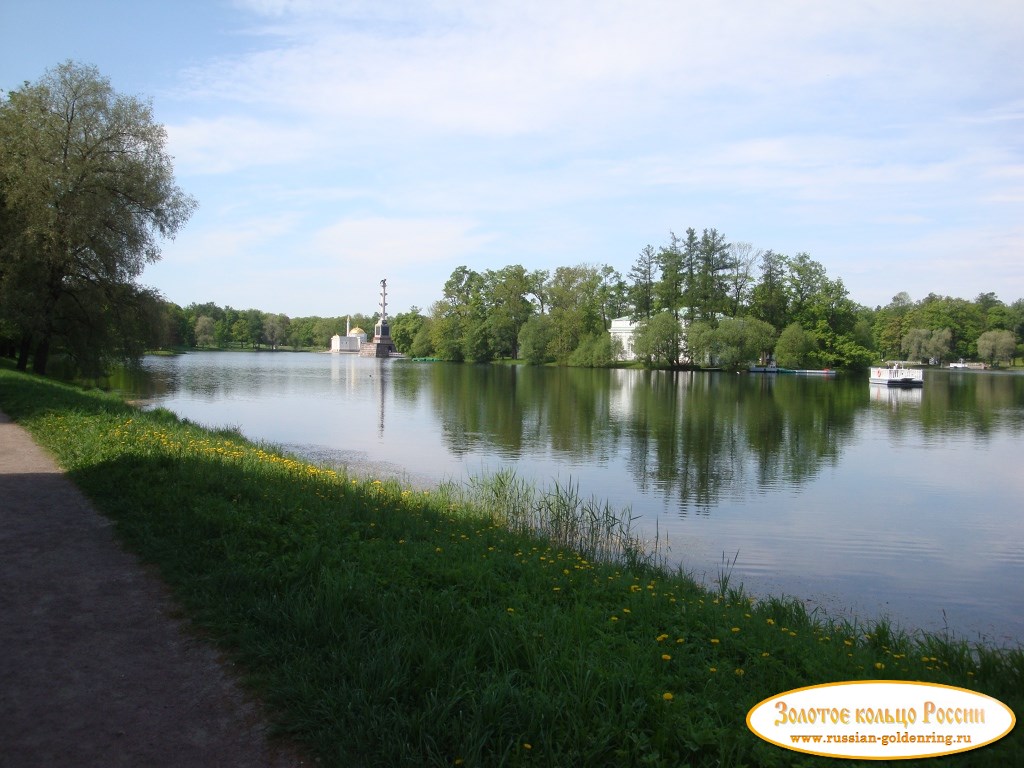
[2,0,1023,318]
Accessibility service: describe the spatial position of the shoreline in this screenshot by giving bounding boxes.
[2,363,1020,766]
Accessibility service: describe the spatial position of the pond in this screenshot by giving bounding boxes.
[119,352,1024,644]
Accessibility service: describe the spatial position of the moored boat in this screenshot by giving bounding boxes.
[749,363,792,373]
[869,364,924,388]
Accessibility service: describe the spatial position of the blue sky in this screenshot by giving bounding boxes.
[3,1,1022,318]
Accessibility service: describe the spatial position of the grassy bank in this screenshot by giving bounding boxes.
[0,365,1020,767]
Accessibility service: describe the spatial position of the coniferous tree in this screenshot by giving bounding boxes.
[654,231,685,320]
[627,245,658,321]
[693,228,733,322]
[749,250,790,330]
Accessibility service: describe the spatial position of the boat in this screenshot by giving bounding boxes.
[749,363,792,373]
[869,364,924,388]
[749,361,836,376]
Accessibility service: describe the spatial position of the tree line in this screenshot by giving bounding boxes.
[871,291,1021,366]
[397,233,1023,370]
[154,238,1023,373]
[153,301,427,355]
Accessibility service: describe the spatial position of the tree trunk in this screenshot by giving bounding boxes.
[17,334,33,371]
[31,335,50,376]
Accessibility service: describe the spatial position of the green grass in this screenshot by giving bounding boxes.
[1,364,1020,767]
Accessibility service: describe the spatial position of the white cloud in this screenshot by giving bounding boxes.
[181,2,884,139]
[166,116,318,174]
[160,210,303,265]
[309,216,493,268]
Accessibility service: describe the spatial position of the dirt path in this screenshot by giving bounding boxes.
[0,411,306,767]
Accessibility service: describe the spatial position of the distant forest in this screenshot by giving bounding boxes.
[155,228,1024,371]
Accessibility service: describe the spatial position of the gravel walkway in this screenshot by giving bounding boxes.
[0,410,306,768]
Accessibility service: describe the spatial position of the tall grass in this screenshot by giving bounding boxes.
[445,469,658,570]
[1,363,1021,767]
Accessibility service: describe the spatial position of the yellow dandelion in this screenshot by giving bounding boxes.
[761,651,770,657]
[734,668,745,676]
[874,662,885,671]
[766,618,775,626]
[731,627,740,633]
[656,633,669,642]
[522,743,532,750]
[710,638,720,645]
[661,654,672,661]
[709,667,718,673]
[662,692,674,702]
[506,608,515,613]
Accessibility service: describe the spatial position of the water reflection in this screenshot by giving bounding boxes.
[126,354,1024,641]
[391,365,864,513]
[614,372,860,513]
[869,385,923,408]
[129,357,1024,515]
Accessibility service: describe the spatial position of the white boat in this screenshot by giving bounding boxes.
[869,364,924,388]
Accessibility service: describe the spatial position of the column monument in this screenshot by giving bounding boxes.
[360,279,397,357]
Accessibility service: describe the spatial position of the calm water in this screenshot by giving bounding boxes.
[122,352,1024,644]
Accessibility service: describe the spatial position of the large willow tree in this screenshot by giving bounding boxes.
[0,61,195,375]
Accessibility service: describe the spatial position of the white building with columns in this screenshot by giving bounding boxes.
[609,316,639,361]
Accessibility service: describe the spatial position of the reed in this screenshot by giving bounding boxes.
[445,469,657,570]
